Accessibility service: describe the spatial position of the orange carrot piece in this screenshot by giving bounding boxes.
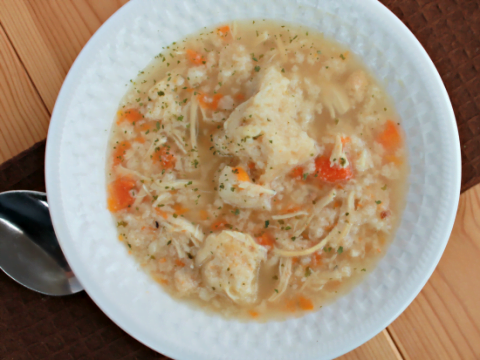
[377,120,402,151]
[211,219,227,231]
[314,156,353,183]
[154,208,168,219]
[341,136,351,145]
[290,166,304,180]
[248,161,256,170]
[197,92,223,110]
[312,252,322,266]
[112,141,131,166]
[232,167,250,182]
[175,259,185,267]
[107,177,136,212]
[283,205,302,214]
[134,136,146,144]
[153,146,176,169]
[217,25,230,37]
[298,296,314,311]
[248,310,259,318]
[235,93,246,101]
[186,49,204,65]
[256,232,275,247]
[116,109,143,125]
[173,204,189,215]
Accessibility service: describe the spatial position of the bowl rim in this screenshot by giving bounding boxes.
[45,0,462,359]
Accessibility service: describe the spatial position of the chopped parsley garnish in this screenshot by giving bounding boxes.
[157,91,165,96]
[254,66,261,72]
[340,53,346,60]
[167,240,172,245]
[303,173,309,180]
[265,220,269,228]
[305,267,312,277]
[117,221,128,227]
[173,213,178,218]
[375,200,382,204]
[381,185,387,190]
[274,289,279,293]
[337,246,344,254]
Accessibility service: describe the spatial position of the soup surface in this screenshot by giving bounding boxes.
[106,20,408,320]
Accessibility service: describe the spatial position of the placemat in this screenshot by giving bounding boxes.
[1,0,479,359]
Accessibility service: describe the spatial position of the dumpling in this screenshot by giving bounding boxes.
[223,67,318,183]
[196,230,267,305]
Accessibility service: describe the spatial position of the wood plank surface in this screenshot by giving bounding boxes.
[0,24,49,163]
[0,0,479,359]
[0,0,127,113]
[387,185,480,360]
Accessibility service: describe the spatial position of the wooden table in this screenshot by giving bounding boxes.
[0,1,479,359]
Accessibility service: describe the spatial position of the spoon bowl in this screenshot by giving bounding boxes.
[0,190,82,296]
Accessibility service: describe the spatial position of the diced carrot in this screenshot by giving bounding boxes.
[384,155,403,165]
[118,234,123,242]
[186,49,204,65]
[154,276,169,285]
[298,296,314,311]
[116,109,143,125]
[211,219,227,231]
[173,204,189,215]
[248,161,255,170]
[256,232,275,247]
[248,310,259,318]
[333,200,342,208]
[159,258,167,263]
[134,136,146,144]
[341,136,351,145]
[175,259,185,267]
[197,92,223,110]
[312,252,322,266]
[199,210,209,220]
[235,93,246,101]
[107,176,136,212]
[153,146,176,169]
[291,257,299,265]
[232,167,250,182]
[290,166,304,180]
[217,25,230,37]
[314,156,353,183]
[377,120,402,151]
[112,141,131,166]
[186,88,194,93]
[283,205,302,214]
[154,208,168,219]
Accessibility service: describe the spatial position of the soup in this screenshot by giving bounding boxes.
[106,20,408,320]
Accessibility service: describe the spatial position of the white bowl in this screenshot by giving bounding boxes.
[45,0,461,359]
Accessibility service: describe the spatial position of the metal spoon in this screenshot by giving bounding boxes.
[0,190,83,295]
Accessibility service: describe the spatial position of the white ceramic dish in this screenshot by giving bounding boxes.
[45,0,461,359]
